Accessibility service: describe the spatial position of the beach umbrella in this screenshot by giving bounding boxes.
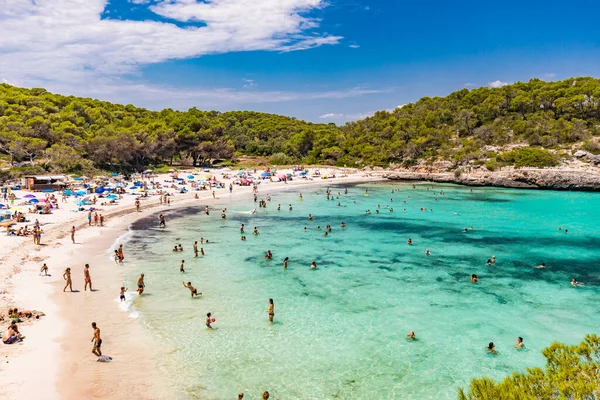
[177,177,184,181]
[64,190,72,196]
[261,172,271,177]
[28,198,39,203]
[95,187,105,194]
[24,194,36,198]
[107,194,118,199]
[73,177,83,181]
[187,175,195,179]
[42,189,55,193]
[75,190,86,196]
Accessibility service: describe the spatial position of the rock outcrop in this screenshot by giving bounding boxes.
[384,167,600,191]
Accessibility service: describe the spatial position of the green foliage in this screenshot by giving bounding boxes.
[484,158,499,171]
[582,140,600,155]
[497,147,560,168]
[1,77,599,171]
[458,334,600,400]
[269,152,292,165]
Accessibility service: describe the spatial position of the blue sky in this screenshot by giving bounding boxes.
[1,0,598,123]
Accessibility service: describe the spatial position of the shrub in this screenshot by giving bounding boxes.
[454,168,462,178]
[485,159,499,171]
[269,152,291,165]
[497,147,559,168]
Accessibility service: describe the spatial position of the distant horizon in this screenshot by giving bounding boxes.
[2,0,599,123]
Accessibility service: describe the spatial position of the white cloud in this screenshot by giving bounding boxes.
[0,0,342,91]
[489,80,508,88]
[242,78,257,89]
[349,44,360,49]
[318,111,375,121]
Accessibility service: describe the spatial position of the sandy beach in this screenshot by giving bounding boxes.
[0,167,383,400]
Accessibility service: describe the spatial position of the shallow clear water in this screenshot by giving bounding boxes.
[120,183,600,399]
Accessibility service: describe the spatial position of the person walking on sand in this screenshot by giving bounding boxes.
[159,214,166,228]
[137,274,145,295]
[71,226,76,244]
[135,199,141,212]
[91,322,102,357]
[63,268,73,292]
[40,263,49,276]
[84,264,93,291]
[267,298,274,323]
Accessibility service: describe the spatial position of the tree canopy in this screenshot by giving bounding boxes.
[458,334,600,399]
[1,77,599,174]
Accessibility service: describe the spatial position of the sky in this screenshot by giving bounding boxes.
[0,0,599,123]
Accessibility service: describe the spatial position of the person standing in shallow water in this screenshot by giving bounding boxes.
[267,298,274,323]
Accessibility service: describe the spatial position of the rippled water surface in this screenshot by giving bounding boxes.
[121,182,600,399]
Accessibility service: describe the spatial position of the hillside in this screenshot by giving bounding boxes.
[1,77,599,176]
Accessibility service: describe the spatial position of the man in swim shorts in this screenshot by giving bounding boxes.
[91,322,102,357]
[183,281,201,297]
[137,274,145,295]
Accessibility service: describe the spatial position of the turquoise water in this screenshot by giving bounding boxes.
[121,183,600,399]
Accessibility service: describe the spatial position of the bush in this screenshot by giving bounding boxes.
[582,140,600,155]
[454,168,462,178]
[269,152,291,165]
[497,147,559,168]
[485,159,499,171]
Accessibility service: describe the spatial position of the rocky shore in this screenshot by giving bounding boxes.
[383,166,600,191]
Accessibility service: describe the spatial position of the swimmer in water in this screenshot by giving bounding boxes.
[182,281,201,297]
[253,227,259,235]
[240,224,245,233]
[172,246,178,252]
[425,249,431,256]
[462,228,468,233]
[487,259,492,266]
[303,227,307,232]
[340,222,346,227]
[323,231,328,237]
[180,260,185,273]
[514,337,525,349]
[193,241,198,258]
[283,257,289,269]
[310,261,317,269]
[137,274,145,295]
[308,214,313,221]
[266,298,274,323]
[119,287,127,302]
[265,250,272,260]
[178,244,183,251]
[407,238,413,245]
[571,278,584,287]
[471,274,479,283]
[487,342,497,354]
[406,331,416,340]
[289,204,293,211]
[534,262,547,269]
[491,256,496,264]
[206,312,213,329]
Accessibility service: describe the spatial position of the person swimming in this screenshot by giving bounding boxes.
[425,249,431,256]
[308,214,313,220]
[265,250,273,260]
[253,227,259,235]
[535,262,547,269]
[471,274,479,283]
[487,342,497,354]
[310,261,317,269]
[406,331,416,340]
[486,259,492,266]
[340,222,346,227]
[206,312,213,328]
[180,260,185,273]
[283,257,289,269]
[514,336,525,349]
[571,278,584,287]
[407,238,413,245]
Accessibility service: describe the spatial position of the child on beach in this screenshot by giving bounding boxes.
[40,263,48,276]
[206,312,214,329]
[120,287,128,302]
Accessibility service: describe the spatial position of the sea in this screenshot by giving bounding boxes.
[116,182,600,399]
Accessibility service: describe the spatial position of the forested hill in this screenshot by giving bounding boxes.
[1,77,599,175]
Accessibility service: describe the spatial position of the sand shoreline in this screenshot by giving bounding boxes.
[0,171,384,400]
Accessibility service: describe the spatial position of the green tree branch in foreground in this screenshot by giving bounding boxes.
[458,334,600,399]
